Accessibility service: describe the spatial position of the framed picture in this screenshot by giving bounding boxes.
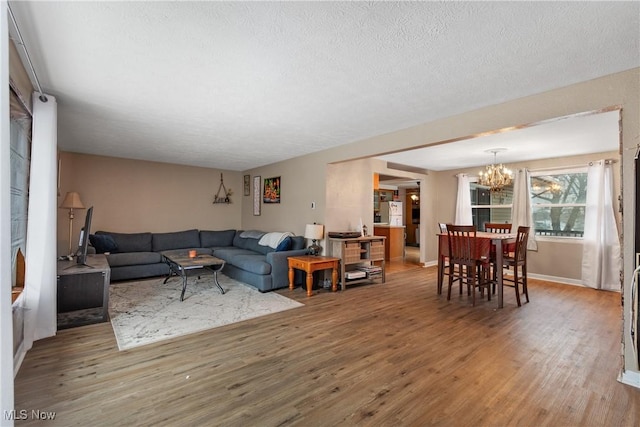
[253,176,261,216]
[263,176,281,204]
[243,175,250,196]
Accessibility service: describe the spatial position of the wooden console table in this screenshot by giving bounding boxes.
[288,255,339,297]
[56,254,111,329]
[329,236,386,290]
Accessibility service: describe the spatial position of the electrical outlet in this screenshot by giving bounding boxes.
[311,201,316,209]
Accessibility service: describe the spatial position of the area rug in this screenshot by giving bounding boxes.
[109,274,303,350]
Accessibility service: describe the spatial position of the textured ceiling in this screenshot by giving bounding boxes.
[377,109,621,172]
[9,1,640,171]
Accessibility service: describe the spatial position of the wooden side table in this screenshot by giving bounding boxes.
[288,255,340,297]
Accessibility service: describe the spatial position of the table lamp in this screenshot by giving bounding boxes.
[60,191,85,258]
[304,223,324,255]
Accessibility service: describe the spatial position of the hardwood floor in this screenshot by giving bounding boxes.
[14,265,640,426]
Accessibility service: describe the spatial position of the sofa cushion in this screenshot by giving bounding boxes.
[213,247,255,263]
[239,230,266,239]
[96,231,152,253]
[247,237,271,254]
[275,237,292,251]
[89,234,118,254]
[200,229,236,248]
[152,229,200,252]
[107,252,162,267]
[229,254,271,275]
[291,236,305,250]
[232,231,249,249]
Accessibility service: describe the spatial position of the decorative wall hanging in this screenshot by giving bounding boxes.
[243,175,250,196]
[253,176,261,215]
[263,176,281,204]
[213,173,232,204]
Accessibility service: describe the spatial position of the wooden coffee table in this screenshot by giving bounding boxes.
[288,255,340,297]
[162,251,225,301]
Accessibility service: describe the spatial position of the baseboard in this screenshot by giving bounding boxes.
[525,272,584,287]
[422,261,582,287]
[618,369,640,389]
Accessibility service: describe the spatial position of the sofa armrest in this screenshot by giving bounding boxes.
[266,249,309,288]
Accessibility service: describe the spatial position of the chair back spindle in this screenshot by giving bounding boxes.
[485,223,512,234]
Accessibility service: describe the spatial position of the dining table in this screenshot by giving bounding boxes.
[437,231,517,308]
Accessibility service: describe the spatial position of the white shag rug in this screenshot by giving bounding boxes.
[109,274,303,350]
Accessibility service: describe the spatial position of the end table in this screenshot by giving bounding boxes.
[288,255,340,297]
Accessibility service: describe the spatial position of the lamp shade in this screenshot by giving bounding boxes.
[304,224,324,240]
[60,191,85,209]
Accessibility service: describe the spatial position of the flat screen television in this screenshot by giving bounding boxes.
[76,206,93,266]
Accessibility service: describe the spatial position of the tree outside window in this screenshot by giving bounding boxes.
[530,170,587,237]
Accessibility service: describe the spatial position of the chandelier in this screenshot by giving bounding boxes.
[478,149,513,192]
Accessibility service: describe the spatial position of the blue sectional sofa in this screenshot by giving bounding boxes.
[90,229,308,292]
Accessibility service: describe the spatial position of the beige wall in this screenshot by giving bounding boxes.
[240,156,327,237]
[57,152,243,256]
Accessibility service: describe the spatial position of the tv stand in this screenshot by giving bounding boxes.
[57,254,110,329]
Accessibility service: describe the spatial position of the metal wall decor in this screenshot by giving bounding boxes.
[213,173,232,204]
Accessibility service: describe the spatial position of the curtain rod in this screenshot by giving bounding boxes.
[8,2,47,103]
[528,159,617,173]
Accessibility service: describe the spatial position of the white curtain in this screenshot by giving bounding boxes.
[454,173,473,225]
[23,93,58,350]
[511,168,537,250]
[581,160,621,291]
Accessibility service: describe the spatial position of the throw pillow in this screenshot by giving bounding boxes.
[275,236,292,252]
[89,234,118,254]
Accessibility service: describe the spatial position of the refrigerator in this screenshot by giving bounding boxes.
[380,201,403,226]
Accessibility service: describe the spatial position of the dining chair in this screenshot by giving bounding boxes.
[437,223,450,294]
[484,222,514,283]
[446,224,491,306]
[502,226,530,306]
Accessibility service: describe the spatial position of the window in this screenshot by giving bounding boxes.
[469,168,587,238]
[530,168,587,238]
[10,118,31,300]
[470,180,513,231]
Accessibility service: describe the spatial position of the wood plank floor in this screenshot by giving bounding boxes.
[14,264,640,426]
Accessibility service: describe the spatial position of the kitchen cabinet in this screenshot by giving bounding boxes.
[374,225,405,261]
